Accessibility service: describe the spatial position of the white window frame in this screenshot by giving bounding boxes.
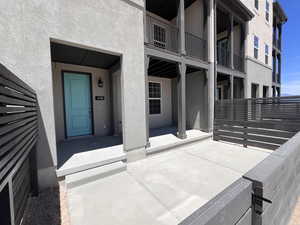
[265,44,269,65]
[265,0,270,22]
[254,35,259,60]
[149,81,162,115]
[152,23,167,49]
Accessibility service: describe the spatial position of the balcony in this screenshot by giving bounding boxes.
[145,14,207,61]
[146,14,179,54]
[185,32,207,61]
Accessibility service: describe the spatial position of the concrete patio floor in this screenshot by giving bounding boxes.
[66,140,271,225]
[56,127,211,176]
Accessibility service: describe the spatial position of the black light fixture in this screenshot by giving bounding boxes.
[98,77,103,88]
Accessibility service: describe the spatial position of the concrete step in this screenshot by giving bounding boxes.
[146,133,212,155]
[66,161,127,189]
[56,146,126,177]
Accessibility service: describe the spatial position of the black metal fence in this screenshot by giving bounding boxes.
[0,64,38,225]
[214,96,300,150]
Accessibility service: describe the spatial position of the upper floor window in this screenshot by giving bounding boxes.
[255,0,259,10]
[254,36,259,59]
[265,0,270,22]
[265,44,269,65]
[149,82,161,115]
[153,24,166,49]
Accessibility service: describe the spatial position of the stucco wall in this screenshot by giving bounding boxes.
[185,0,205,38]
[242,0,273,67]
[246,58,273,98]
[186,71,208,131]
[0,0,145,189]
[52,63,114,142]
[148,76,173,129]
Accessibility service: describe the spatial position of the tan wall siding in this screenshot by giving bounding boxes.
[148,76,173,129]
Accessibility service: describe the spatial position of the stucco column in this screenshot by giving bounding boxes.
[278,24,282,50]
[230,14,234,69]
[244,21,249,98]
[206,0,216,132]
[230,75,234,99]
[144,0,149,44]
[273,53,277,82]
[177,63,187,139]
[278,54,281,85]
[178,0,186,55]
[144,55,150,147]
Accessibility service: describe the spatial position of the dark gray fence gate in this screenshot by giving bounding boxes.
[214,96,300,150]
[0,64,38,225]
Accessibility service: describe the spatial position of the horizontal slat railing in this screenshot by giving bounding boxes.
[214,96,300,150]
[185,32,207,61]
[146,14,179,54]
[0,63,38,225]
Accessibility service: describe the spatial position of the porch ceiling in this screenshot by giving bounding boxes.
[146,0,197,21]
[50,42,120,69]
[148,59,201,78]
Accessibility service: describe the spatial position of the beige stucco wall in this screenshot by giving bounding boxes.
[148,76,173,129]
[52,63,114,142]
[242,0,273,66]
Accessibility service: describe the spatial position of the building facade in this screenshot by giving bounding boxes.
[0,0,287,189]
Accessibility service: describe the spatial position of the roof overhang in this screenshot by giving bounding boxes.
[273,1,288,24]
[218,0,254,22]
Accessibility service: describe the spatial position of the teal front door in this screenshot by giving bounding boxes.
[63,72,93,137]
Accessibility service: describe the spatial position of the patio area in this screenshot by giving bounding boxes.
[56,127,211,177]
[66,139,271,225]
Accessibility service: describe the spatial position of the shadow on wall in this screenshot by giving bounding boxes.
[36,103,59,190]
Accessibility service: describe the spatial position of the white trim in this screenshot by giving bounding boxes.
[148,81,162,116]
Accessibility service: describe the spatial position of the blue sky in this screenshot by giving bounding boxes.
[281,1,300,95]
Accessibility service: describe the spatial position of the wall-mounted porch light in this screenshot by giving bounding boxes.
[98,77,103,88]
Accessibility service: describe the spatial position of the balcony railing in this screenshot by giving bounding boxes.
[146,14,179,53]
[233,53,245,73]
[217,45,230,68]
[185,32,207,61]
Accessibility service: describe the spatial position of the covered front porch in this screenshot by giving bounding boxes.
[56,126,211,176]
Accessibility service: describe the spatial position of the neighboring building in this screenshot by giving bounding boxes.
[0,0,287,189]
[272,1,288,96]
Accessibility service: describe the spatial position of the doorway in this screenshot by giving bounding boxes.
[63,72,93,138]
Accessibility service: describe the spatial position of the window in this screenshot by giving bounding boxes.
[255,0,259,10]
[265,44,269,65]
[254,36,259,59]
[149,82,161,115]
[153,24,166,49]
[265,0,270,22]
